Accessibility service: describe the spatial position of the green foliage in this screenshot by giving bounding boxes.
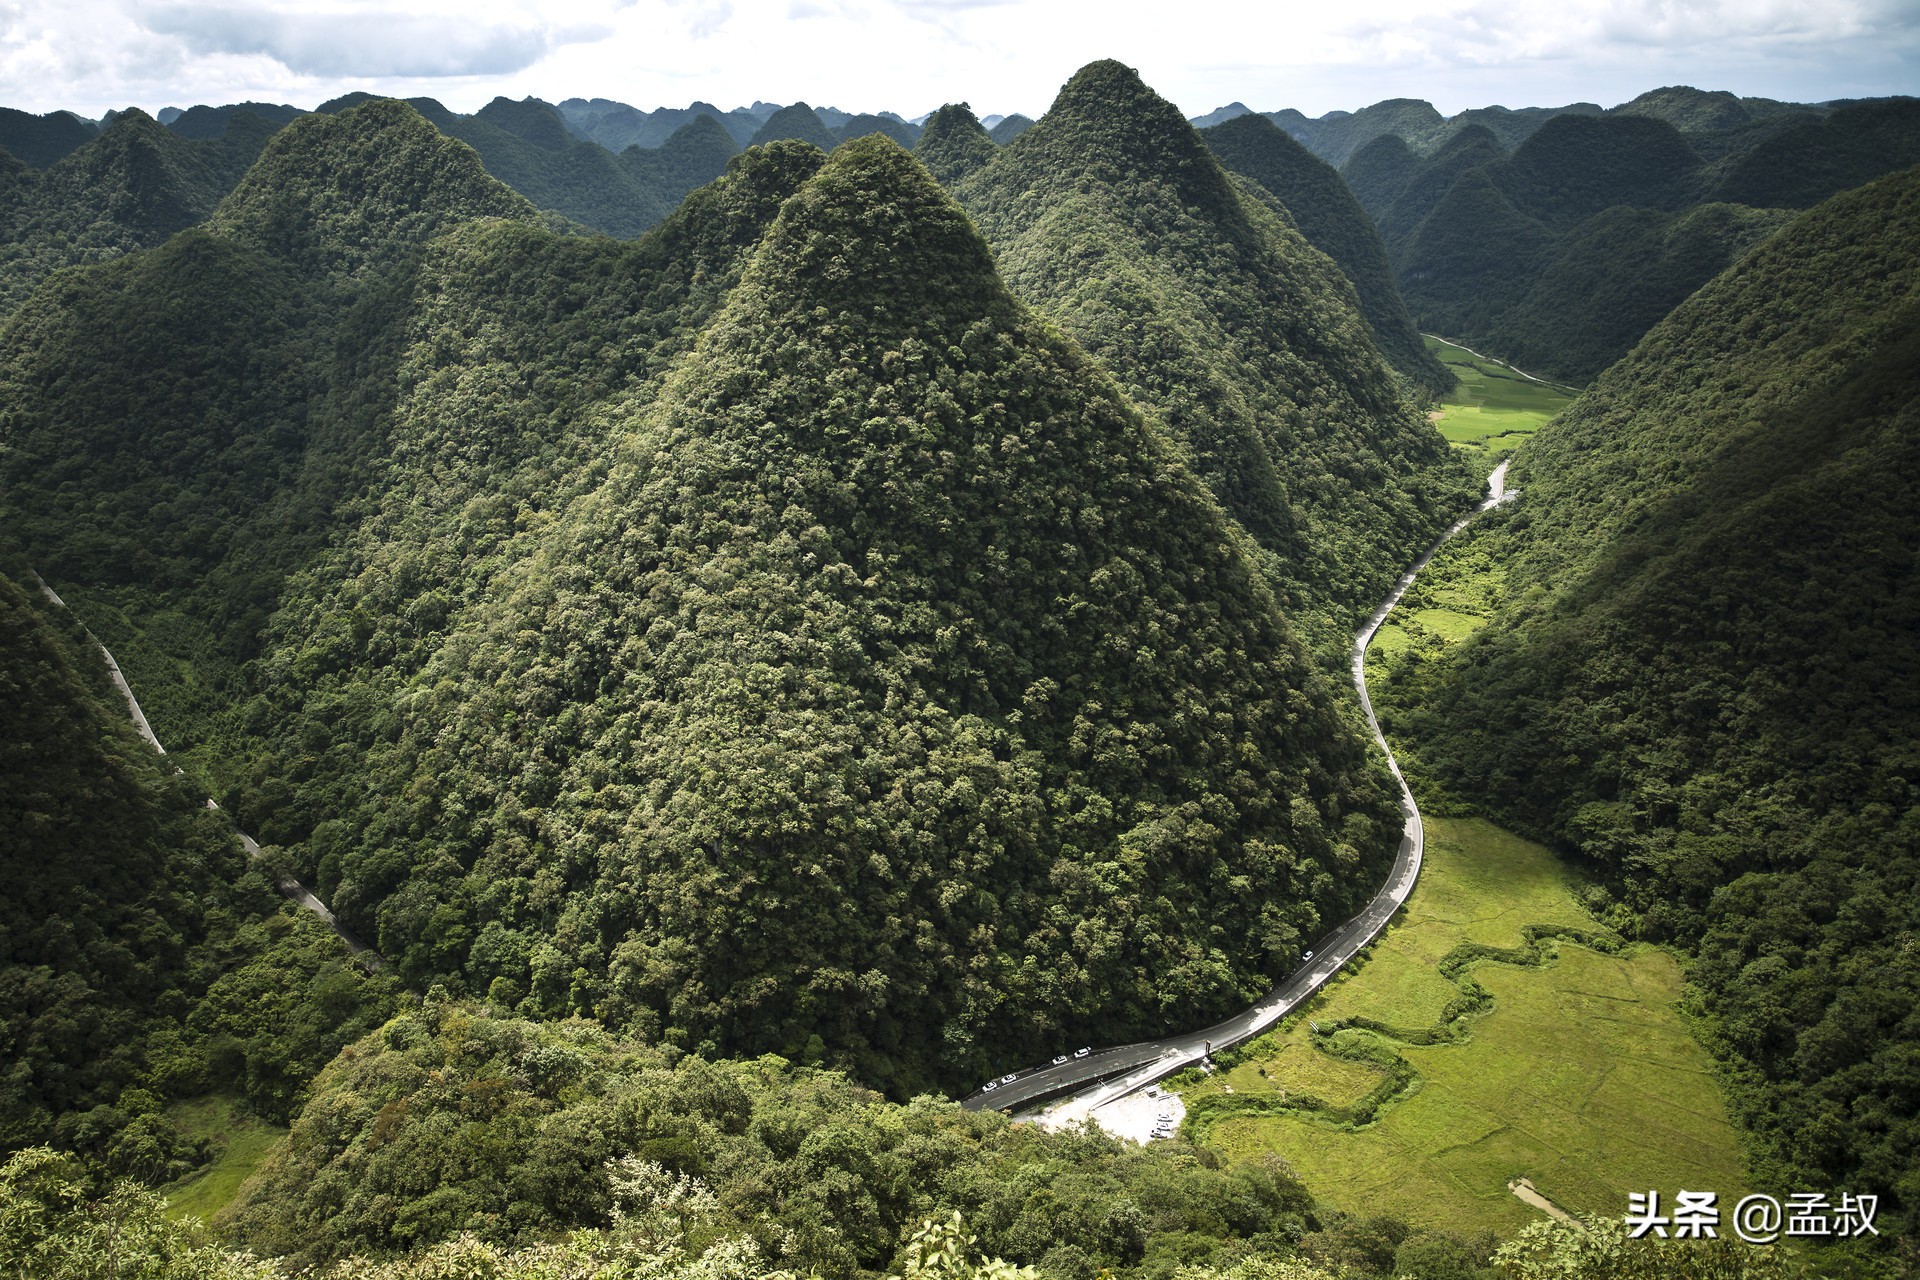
[0,106,97,167]
[1482,202,1793,384]
[839,114,922,148]
[1373,166,1920,1236]
[1372,97,1920,382]
[987,116,1034,146]
[207,100,540,282]
[916,104,998,187]
[1394,169,1555,358]
[1707,99,1920,209]
[751,103,839,151]
[237,135,1400,1093]
[955,60,1477,632]
[0,109,273,314]
[220,1002,1328,1274]
[1492,1215,1794,1280]
[0,1147,276,1279]
[0,569,399,1162]
[1202,113,1449,394]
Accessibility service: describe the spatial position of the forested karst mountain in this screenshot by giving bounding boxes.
[1374,163,1920,1235]
[988,113,1035,144]
[1200,112,1449,394]
[3,91,1415,1102]
[914,102,998,186]
[954,61,1477,628]
[237,135,1401,1094]
[1339,92,1920,381]
[751,102,840,150]
[0,107,99,166]
[313,92,732,239]
[0,567,396,1160]
[0,107,276,312]
[558,96,772,149]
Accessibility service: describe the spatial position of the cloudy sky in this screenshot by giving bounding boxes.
[3,0,1916,121]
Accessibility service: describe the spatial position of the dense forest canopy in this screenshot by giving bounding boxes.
[1199,113,1449,394]
[952,61,1477,633]
[3,56,1916,1280]
[1373,163,1920,1236]
[0,567,396,1164]
[1342,93,1920,381]
[0,93,1430,1107]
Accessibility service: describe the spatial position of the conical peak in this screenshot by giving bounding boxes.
[1024,59,1217,184]
[916,103,996,185]
[1207,111,1297,152]
[925,102,983,129]
[743,134,1004,323]
[209,98,536,277]
[1053,59,1157,113]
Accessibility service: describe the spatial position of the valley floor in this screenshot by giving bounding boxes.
[1177,818,1748,1235]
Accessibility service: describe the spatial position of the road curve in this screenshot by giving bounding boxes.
[26,569,381,966]
[962,463,1515,1116]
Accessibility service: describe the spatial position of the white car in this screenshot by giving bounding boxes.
[1074,1046,1091,1058]
[1001,1073,1016,1084]
[1302,950,1315,961]
[1052,1055,1069,1065]
[982,1081,998,1092]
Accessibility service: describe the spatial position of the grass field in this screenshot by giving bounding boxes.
[1426,335,1576,457]
[161,1095,285,1223]
[1178,817,1748,1235]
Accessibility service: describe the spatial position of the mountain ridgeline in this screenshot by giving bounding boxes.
[1200,112,1449,394]
[0,86,1453,1107]
[1372,164,1920,1234]
[235,133,1402,1094]
[1340,93,1920,382]
[951,62,1478,629]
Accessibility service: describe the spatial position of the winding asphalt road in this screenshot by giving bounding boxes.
[27,570,380,966]
[962,463,1515,1115]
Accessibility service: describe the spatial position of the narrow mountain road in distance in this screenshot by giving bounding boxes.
[964,462,1515,1117]
[27,569,382,967]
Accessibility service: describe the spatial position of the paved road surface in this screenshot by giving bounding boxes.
[27,569,380,965]
[963,463,1514,1115]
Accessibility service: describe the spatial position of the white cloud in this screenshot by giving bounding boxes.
[0,0,1913,122]
[143,4,611,78]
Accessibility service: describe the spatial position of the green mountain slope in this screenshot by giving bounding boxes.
[242,136,1401,1096]
[988,113,1035,144]
[1340,132,1418,219]
[218,1001,1332,1272]
[1202,113,1449,394]
[837,112,920,147]
[914,102,997,185]
[0,107,96,167]
[1497,113,1702,228]
[1707,97,1920,208]
[1373,164,1920,1232]
[165,101,304,140]
[751,102,838,149]
[208,100,540,279]
[1372,124,1503,256]
[0,566,397,1154]
[954,61,1476,629]
[0,109,273,314]
[1483,201,1793,382]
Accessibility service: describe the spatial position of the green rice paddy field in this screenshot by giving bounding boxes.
[1179,817,1748,1234]
[1424,334,1576,456]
